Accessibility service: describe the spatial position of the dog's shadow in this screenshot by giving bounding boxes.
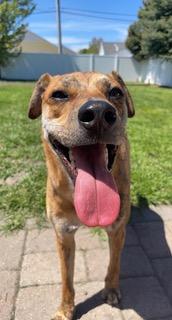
[73,290,103,319]
[73,196,172,319]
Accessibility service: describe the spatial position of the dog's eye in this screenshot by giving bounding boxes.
[109,87,123,99]
[51,90,68,100]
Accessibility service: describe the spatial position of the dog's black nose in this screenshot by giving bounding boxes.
[78,100,116,130]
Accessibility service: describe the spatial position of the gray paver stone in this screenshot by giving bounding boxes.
[85,246,153,282]
[0,270,18,292]
[20,252,59,286]
[75,228,102,250]
[85,249,109,281]
[25,218,52,230]
[25,228,56,254]
[140,206,162,222]
[153,257,172,302]
[165,221,172,234]
[125,225,139,246]
[20,251,86,287]
[0,270,18,320]
[121,246,153,278]
[15,282,122,320]
[131,205,172,224]
[79,306,122,319]
[155,318,172,320]
[0,287,16,320]
[0,230,25,270]
[15,285,59,320]
[150,205,172,221]
[24,218,38,230]
[74,281,122,319]
[130,206,143,223]
[134,222,172,258]
[121,277,172,319]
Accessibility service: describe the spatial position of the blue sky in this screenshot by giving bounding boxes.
[26,0,142,52]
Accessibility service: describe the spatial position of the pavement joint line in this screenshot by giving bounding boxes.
[22,244,143,255]
[18,275,162,289]
[19,283,59,289]
[146,314,172,320]
[120,274,154,279]
[0,267,22,272]
[22,247,106,255]
[131,220,164,226]
[23,250,56,255]
[124,244,140,248]
[133,223,172,310]
[151,255,172,261]
[11,229,28,320]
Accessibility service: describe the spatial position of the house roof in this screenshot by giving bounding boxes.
[99,41,132,57]
[21,31,76,55]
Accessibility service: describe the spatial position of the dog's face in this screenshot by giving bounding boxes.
[28,71,134,171]
[28,71,134,227]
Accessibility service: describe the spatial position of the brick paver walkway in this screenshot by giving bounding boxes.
[1,205,172,320]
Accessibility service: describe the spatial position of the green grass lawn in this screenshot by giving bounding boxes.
[0,82,172,231]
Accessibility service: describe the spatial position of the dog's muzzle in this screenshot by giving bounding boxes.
[47,100,120,227]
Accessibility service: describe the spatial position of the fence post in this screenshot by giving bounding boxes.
[114,54,119,72]
[89,54,94,72]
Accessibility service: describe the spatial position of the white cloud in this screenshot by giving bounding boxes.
[29,22,56,31]
[28,20,129,41]
[62,36,90,44]
[44,36,90,47]
[62,20,129,40]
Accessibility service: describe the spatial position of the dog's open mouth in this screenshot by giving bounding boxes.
[48,134,120,227]
[48,134,117,178]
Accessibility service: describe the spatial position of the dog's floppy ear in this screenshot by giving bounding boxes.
[111,71,135,118]
[28,73,51,119]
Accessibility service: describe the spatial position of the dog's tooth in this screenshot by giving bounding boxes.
[69,150,77,169]
[71,160,75,167]
[69,152,76,170]
[69,150,74,162]
[105,147,108,166]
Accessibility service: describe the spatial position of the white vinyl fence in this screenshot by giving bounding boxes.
[1,53,172,87]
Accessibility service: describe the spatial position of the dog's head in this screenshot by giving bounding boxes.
[28,71,134,227]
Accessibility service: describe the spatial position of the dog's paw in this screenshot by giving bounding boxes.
[51,306,74,320]
[101,288,121,306]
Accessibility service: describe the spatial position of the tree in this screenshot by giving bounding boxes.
[126,0,172,60]
[79,37,102,54]
[0,0,35,67]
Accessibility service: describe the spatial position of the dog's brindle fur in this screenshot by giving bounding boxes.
[28,71,135,320]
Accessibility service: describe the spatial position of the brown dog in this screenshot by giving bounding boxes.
[28,71,135,320]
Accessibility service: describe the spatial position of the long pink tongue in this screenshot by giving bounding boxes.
[72,145,120,227]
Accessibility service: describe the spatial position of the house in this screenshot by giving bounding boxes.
[21,31,76,55]
[99,41,132,57]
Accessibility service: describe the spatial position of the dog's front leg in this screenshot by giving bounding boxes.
[102,225,126,306]
[52,229,75,320]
